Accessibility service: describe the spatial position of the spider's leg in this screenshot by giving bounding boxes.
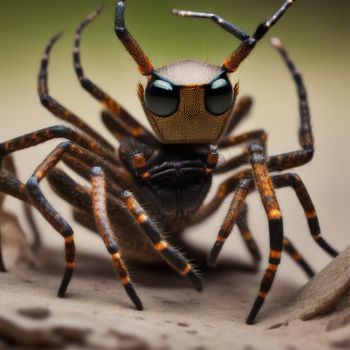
[25,143,77,297]
[72,208,96,233]
[38,34,118,156]
[91,166,143,310]
[48,168,203,291]
[0,169,30,272]
[0,125,116,165]
[74,7,159,148]
[283,237,315,278]
[219,129,267,150]
[60,146,133,191]
[120,191,203,291]
[173,1,295,72]
[208,178,254,266]
[237,204,262,265]
[246,143,284,325]
[188,169,250,226]
[268,38,314,172]
[3,155,42,251]
[272,173,338,258]
[224,96,253,137]
[216,130,267,173]
[23,199,41,251]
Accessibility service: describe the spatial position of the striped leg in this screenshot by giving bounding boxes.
[272,173,338,257]
[208,178,254,267]
[215,130,267,174]
[0,156,31,272]
[74,7,159,148]
[283,237,315,278]
[189,169,250,226]
[91,167,143,310]
[173,1,296,73]
[219,129,267,149]
[247,143,284,325]
[38,33,116,154]
[0,125,118,167]
[121,190,203,291]
[26,144,76,297]
[267,38,314,172]
[115,0,154,76]
[3,155,42,251]
[237,204,262,265]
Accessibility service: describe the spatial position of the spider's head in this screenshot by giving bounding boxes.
[115,0,295,144]
[138,61,239,144]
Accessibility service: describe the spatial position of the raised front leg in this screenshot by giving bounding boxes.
[73,6,159,148]
[173,0,296,72]
[38,33,116,153]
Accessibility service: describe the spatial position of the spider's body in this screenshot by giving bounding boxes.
[0,0,339,324]
[121,141,212,230]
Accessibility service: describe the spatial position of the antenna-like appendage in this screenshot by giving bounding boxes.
[173,0,296,73]
[115,0,153,75]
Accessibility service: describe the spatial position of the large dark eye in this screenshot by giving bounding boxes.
[145,79,179,117]
[205,78,233,115]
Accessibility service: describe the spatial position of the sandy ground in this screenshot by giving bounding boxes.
[0,211,349,350]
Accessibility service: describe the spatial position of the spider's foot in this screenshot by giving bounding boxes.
[124,282,144,311]
[186,269,203,292]
[57,264,74,298]
[207,240,224,268]
[246,295,265,325]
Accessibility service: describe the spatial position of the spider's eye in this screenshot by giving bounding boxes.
[145,79,179,117]
[205,78,233,115]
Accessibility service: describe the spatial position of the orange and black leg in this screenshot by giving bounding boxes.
[246,143,284,324]
[121,190,203,291]
[272,173,338,258]
[38,33,117,154]
[173,0,295,72]
[91,167,143,310]
[267,37,314,172]
[115,0,154,76]
[208,178,255,267]
[48,167,203,292]
[215,130,267,174]
[25,144,76,297]
[283,237,315,278]
[3,155,42,251]
[0,170,29,272]
[74,6,159,148]
[189,169,250,226]
[0,125,116,165]
[237,204,262,265]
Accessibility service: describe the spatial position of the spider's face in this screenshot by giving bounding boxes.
[138,60,238,144]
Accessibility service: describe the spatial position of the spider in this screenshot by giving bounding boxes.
[0,0,339,324]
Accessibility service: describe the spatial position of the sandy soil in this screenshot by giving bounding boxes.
[0,212,349,350]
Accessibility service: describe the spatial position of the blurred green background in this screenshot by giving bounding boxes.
[0,1,349,282]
